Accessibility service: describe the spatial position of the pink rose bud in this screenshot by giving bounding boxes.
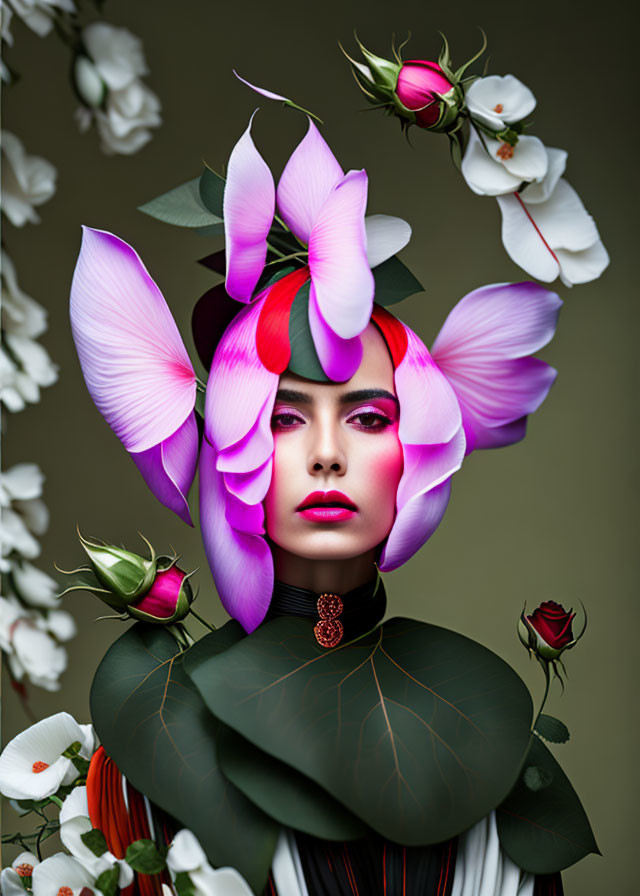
[395,61,455,128]
[128,563,193,624]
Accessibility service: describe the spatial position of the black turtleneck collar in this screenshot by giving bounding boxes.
[265,574,387,648]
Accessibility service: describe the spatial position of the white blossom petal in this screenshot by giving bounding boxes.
[364,215,412,268]
[466,75,537,130]
[521,147,568,204]
[0,712,84,799]
[461,127,523,196]
[11,561,60,608]
[82,22,147,90]
[32,853,94,896]
[483,134,548,182]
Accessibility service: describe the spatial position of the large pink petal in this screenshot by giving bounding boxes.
[70,228,196,453]
[131,413,199,525]
[308,284,363,381]
[223,457,273,505]
[431,282,561,453]
[215,394,274,474]
[394,323,462,446]
[205,297,279,451]
[223,113,275,301]
[379,479,453,572]
[308,169,374,339]
[276,119,343,244]
[199,439,273,632]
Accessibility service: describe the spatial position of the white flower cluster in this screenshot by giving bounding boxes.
[2,0,76,44]
[461,75,609,287]
[0,714,253,896]
[73,22,162,155]
[0,465,75,691]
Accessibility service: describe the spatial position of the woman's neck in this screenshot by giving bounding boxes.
[271,546,377,594]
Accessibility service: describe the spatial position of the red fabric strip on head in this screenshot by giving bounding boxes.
[371,304,408,368]
[256,267,310,373]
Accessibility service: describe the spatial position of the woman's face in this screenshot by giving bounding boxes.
[264,324,404,562]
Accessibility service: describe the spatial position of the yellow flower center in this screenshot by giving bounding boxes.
[32,760,50,773]
[493,103,504,113]
[496,142,514,161]
[57,887,74,896]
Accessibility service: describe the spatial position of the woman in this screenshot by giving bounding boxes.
[68,112,592,895]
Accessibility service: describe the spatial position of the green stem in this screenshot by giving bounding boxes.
[188,607,216,633]
[265,251,308,267]
[532,660,552,732]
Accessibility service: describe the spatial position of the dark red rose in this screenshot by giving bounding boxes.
[528,601,575,649]
[519,600,578,660]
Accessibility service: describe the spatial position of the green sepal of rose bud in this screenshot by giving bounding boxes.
[77,531,158,601]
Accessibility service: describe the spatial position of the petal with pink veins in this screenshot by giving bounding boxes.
[223,456,273,506]
[308,284,363,381]
[308,169,374,339]
[215,393,274,475]
[70,227,196,454]
[233,70,290,102]
[131,413,199,525]
[431,281,561,452]
[205,297,279,451]
[394,323,462,446]
[199,440,273,632]
[223,113,275,302]
[380,479,453,572]
[277,119,343,244]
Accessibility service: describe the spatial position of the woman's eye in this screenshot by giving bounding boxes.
[348,410,393,430]
[271,411,305,430]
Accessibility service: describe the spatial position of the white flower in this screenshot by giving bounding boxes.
[1,130,57,226]
[5,0,76,39]
[495,146,609,285]
[82,22,147,91]
[0,599,68,690]
[166,829,253,896]
[0,463,48,568]
[95,80,162,155]
[36,608,76,641]
[461,126,548,196]
[1,251,48,338]
[10,560,60,607]
[0,712,95,799]
[59,787,134,888]
[74,23,161,156]
[466,74,536,131]
[31,853,95,896]
[1,4,14,82]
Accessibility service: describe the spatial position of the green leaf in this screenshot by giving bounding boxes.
[90,622,278,895]
[138,179,221,228]
[523,765,553,791]
[186,616,533,845]
[194,222,225,238]
[266,224,304,257]
[80,827,108,857]
[62,741,82,758]
[199,167,225,218]
[125,839,166,874]
[288,281,330,382]
[173,872,196,896]
[497,734,599,872]
[95,865,119,896]
[534,714,570,744]
[217,726,366,840]
[373,256,423,306]
[255,264,296,295]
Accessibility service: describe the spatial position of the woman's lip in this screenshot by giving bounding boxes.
[296,490,357,512]
[298,506,357,522]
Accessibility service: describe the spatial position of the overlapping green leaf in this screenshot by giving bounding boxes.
[139,178,222,229]
[534,714,570,744]
[497,734,599,872]
[186,616,533,845]
[288,281,329,382]
[373,256,423,306]
[216,726,366,840]
[198,167,225,218]
[90,622,278,894]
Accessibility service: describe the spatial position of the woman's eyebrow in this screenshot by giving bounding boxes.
[275,388,313,404]
[340,388,399,408]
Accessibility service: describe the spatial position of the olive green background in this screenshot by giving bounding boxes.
[1,0,636,892]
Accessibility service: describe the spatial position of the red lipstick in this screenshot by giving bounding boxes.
[296,490,357,522]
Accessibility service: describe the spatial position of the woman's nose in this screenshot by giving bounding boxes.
[307,421,347,476]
